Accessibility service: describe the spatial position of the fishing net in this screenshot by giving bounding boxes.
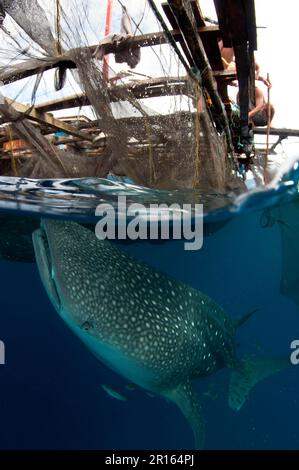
[0,0,238,190]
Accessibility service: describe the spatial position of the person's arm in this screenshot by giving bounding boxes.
[255,62,272,87]
[257,75,272,88]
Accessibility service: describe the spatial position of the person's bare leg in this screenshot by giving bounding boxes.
[218,40,235,67]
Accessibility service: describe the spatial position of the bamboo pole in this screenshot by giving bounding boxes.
[55,0,62,55]
[265,73,271,163]
[103,0,113,82]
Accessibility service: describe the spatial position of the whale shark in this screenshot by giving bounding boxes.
[32,219,289,448]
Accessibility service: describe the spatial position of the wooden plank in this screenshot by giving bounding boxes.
[35,94,88,114]
[213,70,236,79]
[254,128,299,138]
[109,76,189,100]
[2,99,93,140]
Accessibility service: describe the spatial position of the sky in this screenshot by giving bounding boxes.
[1,0,299,129]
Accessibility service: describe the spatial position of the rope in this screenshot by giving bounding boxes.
[193,83,201,188]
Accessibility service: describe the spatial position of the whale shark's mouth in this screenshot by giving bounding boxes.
[32,222,62,312]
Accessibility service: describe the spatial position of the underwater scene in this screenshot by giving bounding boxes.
[0,169,298,451]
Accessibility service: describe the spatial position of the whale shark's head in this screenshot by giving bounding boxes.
[32,219,97,332]
[32,219,234,361]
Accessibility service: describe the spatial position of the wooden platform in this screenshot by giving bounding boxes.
[0,0,259,166]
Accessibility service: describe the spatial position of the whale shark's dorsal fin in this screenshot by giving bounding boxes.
[229,357,290,412]
[166,380,204,450]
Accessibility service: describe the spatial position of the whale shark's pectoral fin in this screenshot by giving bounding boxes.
[229,357,290,412]
[166,381,204,450]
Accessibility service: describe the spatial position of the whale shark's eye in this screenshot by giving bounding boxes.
[81,321,94,331]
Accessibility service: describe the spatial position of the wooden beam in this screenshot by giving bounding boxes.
[33,77,190,113]
[2,99,93,140]
[254,128,299,138]
[0,67,234,120]
[35,94,88,114]
[33,71,232,115]
[0,58,76,85]
[0,27,221,85]
[213,70,236,79]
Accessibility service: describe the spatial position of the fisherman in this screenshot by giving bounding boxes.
[246,86,275,128]
[218,42,275,128]
[231,80,275,129]
[230,80,275,129]
[250,63,275,127]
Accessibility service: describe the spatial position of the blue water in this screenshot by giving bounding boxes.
[0,165,298,450]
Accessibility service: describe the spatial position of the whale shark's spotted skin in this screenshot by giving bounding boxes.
[33,220,288,449]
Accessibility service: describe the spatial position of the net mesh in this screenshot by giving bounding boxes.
[0,0,237,191]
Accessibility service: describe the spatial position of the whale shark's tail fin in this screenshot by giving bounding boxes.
[166,380,205,450]
[229,357,290,411]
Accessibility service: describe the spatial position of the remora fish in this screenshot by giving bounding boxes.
[101,384,127,402]
[32,220,289,449]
